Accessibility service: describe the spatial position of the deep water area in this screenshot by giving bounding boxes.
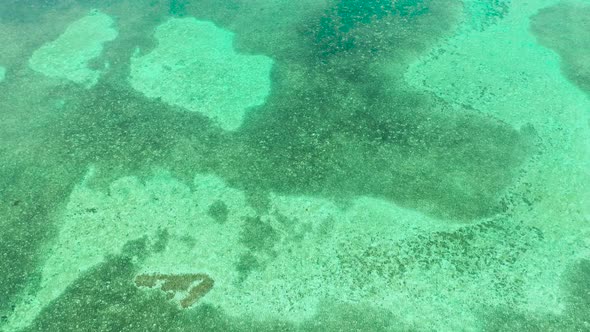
[1,0,589,331]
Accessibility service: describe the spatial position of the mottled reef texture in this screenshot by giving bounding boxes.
[23,239,401,332]
[134,273,214,308]
[18,240,590,331]
[0,0,583,330]
[181,0,534,221]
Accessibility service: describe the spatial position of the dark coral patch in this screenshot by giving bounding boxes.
[531,1,590,95]
[135,273,214,308]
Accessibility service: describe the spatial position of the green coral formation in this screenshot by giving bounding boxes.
[464,0,511,31]
[240,216,279,253]
[129,17,273,131]
[312,0,428,57]
[207,200,229,224]
[169,0,530,221]
[28,10,118,87]
[169,0,188,16]
[338,217,544,292]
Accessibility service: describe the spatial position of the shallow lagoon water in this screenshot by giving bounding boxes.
[0,0,589,331]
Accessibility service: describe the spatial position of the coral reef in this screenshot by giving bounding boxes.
[1,0,588,330]
[338,217,544,290]
[207,200,229,224]
[464,0,511,31]
[311,0,428,57]
[135,273,214,308]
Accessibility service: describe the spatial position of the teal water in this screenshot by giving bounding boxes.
[0,0,589,331]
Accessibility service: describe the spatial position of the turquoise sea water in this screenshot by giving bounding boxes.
[0,0,589,331]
